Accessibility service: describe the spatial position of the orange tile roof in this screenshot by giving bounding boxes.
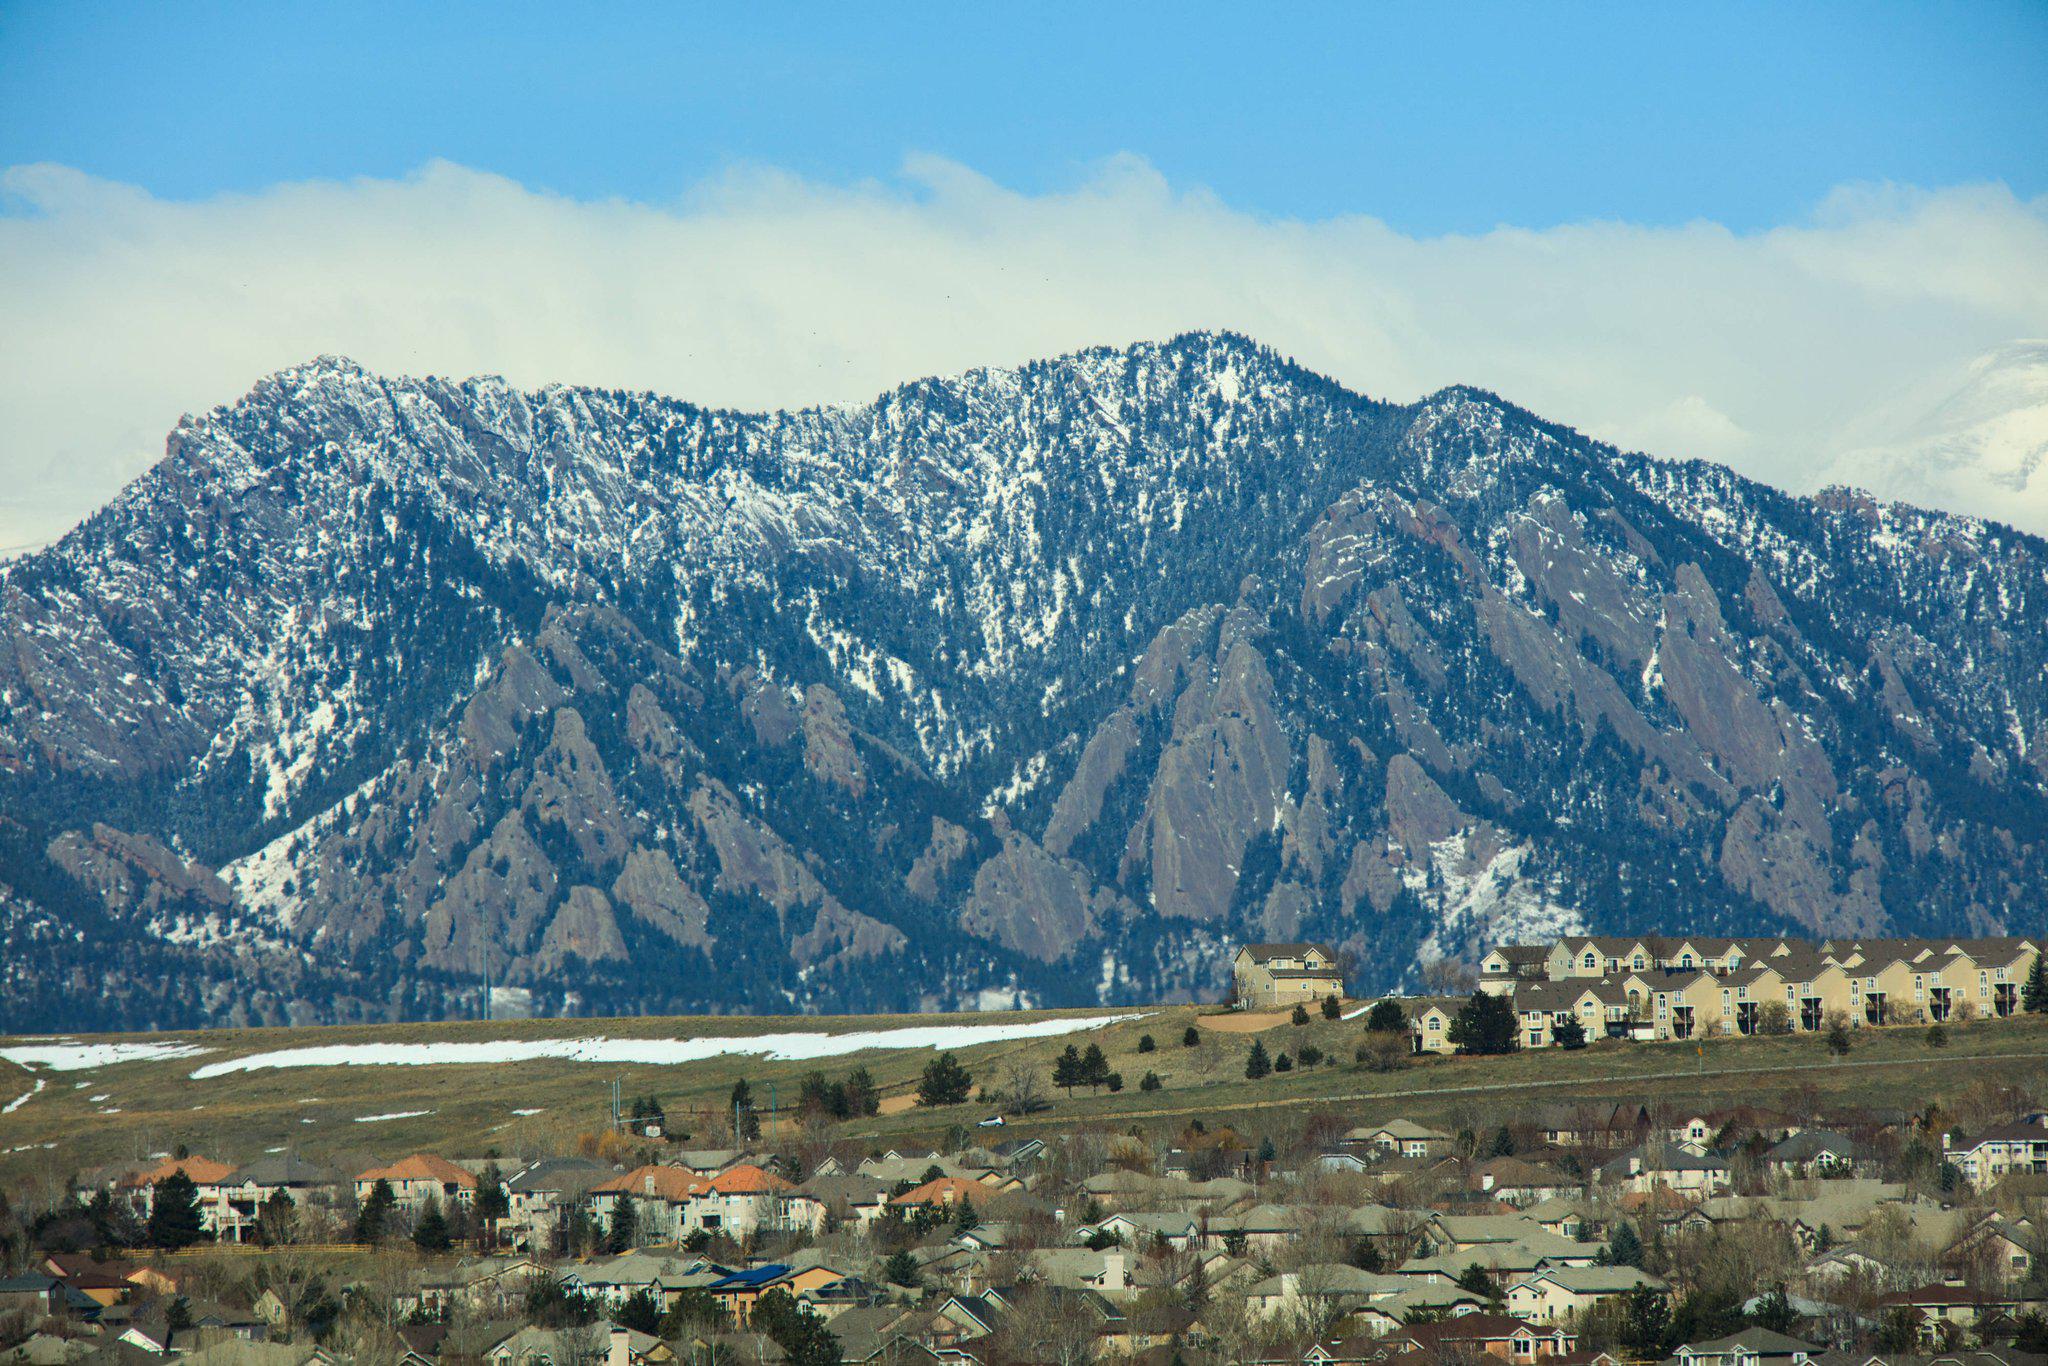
[890,1176,987,1206]
[121,1156,236,1188]
[708,1164,792,1194]
[593,1165,713,1202]
[356,1154,476,1187]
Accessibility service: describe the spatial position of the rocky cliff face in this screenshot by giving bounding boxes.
[3,333,2044,1029]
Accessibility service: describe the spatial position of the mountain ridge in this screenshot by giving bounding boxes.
[3,331,2044,1032]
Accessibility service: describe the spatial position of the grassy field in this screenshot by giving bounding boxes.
[4,1004,2046,1191]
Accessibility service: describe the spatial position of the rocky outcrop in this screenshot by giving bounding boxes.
[534,885,629,972]
[961,831,1132,962]
[801,685,868,797]
[905,817,969,902]
[46,824,231,918]
[610,846,713,949]
[1126,609,1292,922]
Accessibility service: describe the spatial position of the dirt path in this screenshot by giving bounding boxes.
[847,1048,2048,1138]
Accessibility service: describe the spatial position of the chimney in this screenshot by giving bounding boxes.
[1103,1251,1127,1290]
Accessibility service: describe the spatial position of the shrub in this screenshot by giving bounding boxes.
[1140,1071,1162,1092]
[1321,994,1342,1020]
[1274,1052,1293,1072]
[1137,1034,1156,1053]
[1182,1025,1201,1047]
[1356,1032,1408,1073]
[1291,1004,1311,1026]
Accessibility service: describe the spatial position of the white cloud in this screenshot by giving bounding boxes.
[2,155,2046,547]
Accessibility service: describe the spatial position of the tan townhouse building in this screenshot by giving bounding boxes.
[1233,943,1345,1009]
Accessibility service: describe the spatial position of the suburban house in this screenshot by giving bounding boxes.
[1672,1328,1818,1366]
[1393,1313,1580,1361]
[1345,1120,1454,1159]
[354,1155,478,1212]
[1946,1120,2048,1187]
[1504,1266,1665,1323]
[1232,943,1345,1009]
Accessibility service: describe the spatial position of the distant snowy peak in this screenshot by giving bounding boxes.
[1827,341,2048,537]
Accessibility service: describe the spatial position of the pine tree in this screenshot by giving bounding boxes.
[731,1078,760,1139]
[918,1052,972,1106]
[413,1194,453,1252]
[1448,991,1518,1055]
[1321,994,1342,1020]
[356,1178,397,1243]
[1291,1003,1311,1026]
[1365,1000,1407,1033]
[146,1171,206,1250]
[2027,955,2048,1013]
[475,1159,510,1245]
[1053,1044,1083,1094]
[1137,1034,1156,1053]
[1246,1040,1272,1079]
[1182,1026,1201,1048]
[607,1192,638,1253]
[1080,1043,1111,1090]
[1605,1220,1643,1267]
[883,1249,921,1288]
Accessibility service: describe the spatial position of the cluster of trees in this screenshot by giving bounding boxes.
[797,1067,881,1120]
[1053,1044,1122,1094]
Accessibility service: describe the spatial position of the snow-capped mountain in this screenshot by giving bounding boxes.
[1826,341,2048,538]
[3,333,2045,1030]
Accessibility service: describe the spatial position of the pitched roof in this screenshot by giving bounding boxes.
[121,1155,237,1188]
[708,1164,792,1193]
[224,1154,346,1187]
[1241,943,1338,960]
[892,1176,989,1206]
[356,1154,476,1187]
[592,1165,712,1202]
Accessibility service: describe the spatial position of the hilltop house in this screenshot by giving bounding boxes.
[1233,943,1344,1009]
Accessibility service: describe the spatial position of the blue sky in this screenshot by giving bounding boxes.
[3,1,2044,234]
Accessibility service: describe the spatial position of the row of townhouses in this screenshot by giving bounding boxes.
[1403,933,2040,1052]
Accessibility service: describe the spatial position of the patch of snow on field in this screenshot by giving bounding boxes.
[511,1108,544,1116]
[1,1042,211,1072]
[191,1014,1144,1079]
[2,1079,45,1113]
[355,1110,433,1123]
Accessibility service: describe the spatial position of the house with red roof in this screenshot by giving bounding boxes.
[355,1154,478,1211]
